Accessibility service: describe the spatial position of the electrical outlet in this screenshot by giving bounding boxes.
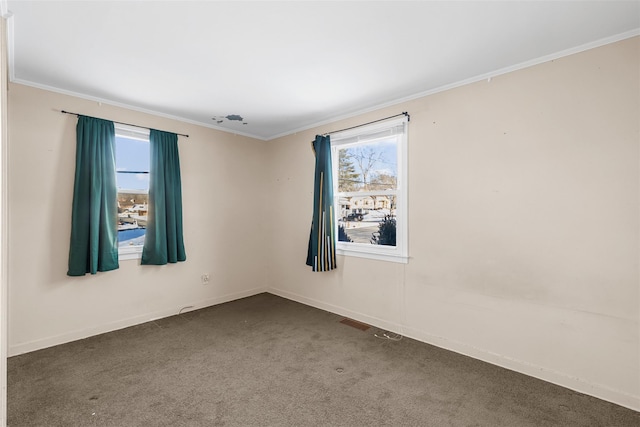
[201,273,210,285]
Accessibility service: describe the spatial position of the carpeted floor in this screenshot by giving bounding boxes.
[7,293,640,426]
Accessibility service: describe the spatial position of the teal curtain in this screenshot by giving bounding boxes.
[67,116,119,276]
[306,135,337,272]
[141,129,186,265]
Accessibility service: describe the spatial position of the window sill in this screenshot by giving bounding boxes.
[336,248,408,264]
[119,246,143,261]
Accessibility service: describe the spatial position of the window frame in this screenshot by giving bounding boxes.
[114,124,150,261]
[331,116,408,263]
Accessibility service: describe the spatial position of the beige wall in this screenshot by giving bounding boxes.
[266,37,639,410]
[7,83,269,355]
[5,36,639,411]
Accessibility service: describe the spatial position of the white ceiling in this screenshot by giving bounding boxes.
[6,1,640,140]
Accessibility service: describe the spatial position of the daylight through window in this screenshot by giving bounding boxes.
[115,124,150,260]
[331,116,408,263]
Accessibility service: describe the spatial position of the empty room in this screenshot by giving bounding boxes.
[0,1,639,426]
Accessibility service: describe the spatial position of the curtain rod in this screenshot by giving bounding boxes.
[60,110,189,138]
[323,112,409,136]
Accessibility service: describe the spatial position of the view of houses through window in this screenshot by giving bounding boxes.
[336,139,398,246]
[115,129,150,250]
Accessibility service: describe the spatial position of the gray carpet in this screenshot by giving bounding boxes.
[7,293,640,426]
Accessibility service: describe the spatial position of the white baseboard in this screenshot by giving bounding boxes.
[8,286,267,357]
[266,287,640,413]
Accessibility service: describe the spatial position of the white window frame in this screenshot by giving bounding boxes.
[115,124,150,261]
[331,116,408,263]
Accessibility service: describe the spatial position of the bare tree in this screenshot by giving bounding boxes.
[350,147,384,190]
[369,172,397,191]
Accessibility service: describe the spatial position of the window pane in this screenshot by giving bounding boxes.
[117,191,148,247]
[116,134,150,248]
[337,138,398,246]
[116,136,150,191]
[338,195,397,246]
[338,139,397,192]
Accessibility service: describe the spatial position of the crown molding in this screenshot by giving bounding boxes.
[7,26,638,142]
[266,28,640,141]
[10,78,267,141]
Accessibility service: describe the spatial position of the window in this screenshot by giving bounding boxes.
[331,116,408,263]
[115,124,150,260]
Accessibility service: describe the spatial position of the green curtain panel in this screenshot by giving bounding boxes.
[306,135,337,272]
[141,129,186,265]
[67,116,119,276]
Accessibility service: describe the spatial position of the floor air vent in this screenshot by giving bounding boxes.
[339,318,371,331]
